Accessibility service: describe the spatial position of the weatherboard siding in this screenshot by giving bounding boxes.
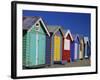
[29,32,37,65]
[23,24,47,67]
[46,35,51,65]
[70,41,74,62]
[23,33,27,66]
[38,33,46,64]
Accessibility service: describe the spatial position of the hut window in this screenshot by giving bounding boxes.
[35,23,40,31]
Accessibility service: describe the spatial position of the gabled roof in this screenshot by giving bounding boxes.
[79,35,84,43]
[47,25,64,36]
[84,36,89,44]
[62,29,73,41]
[72,34,80,41]
[23,16,40,30]
[23,16,50,36]
[47,26,59,33]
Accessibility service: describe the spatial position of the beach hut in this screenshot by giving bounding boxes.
[79,36,84,60]
[84,37,91,59]
[23,16,50,68]
[71,34,80,62]
[47,26,64,64]
[62,30,73,63]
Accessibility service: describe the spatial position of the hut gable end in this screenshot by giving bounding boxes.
[73,34,80,43]
[63,29,73,41]
[47,26,64,37]
[30,21,46,35]
[55,29,63,37]
[66,34,71,40]
[23,16,50,36]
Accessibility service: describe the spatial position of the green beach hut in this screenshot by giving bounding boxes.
[23,16,50,68]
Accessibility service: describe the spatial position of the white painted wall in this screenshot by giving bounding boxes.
[64,39,70,50]
[0,0,99,80]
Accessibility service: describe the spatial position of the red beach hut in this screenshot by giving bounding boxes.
[62,29,73,64]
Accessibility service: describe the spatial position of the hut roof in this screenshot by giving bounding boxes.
[23,16,50,36]
[23,16,40,30]
[84,36,89,44]
[47,25,64,36]
[47,25,61,32]
[62,29,73,41]
[72,34,79,40]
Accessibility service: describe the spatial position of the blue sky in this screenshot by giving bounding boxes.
[23,10,91,39]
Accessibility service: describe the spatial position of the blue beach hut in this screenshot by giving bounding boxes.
[71,34,80,62]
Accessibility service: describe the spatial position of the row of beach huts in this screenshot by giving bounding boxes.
[23,16,91,68]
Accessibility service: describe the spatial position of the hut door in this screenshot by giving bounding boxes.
[75,43,78,60]
[56,36,60,61]
[54,35,60,61]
